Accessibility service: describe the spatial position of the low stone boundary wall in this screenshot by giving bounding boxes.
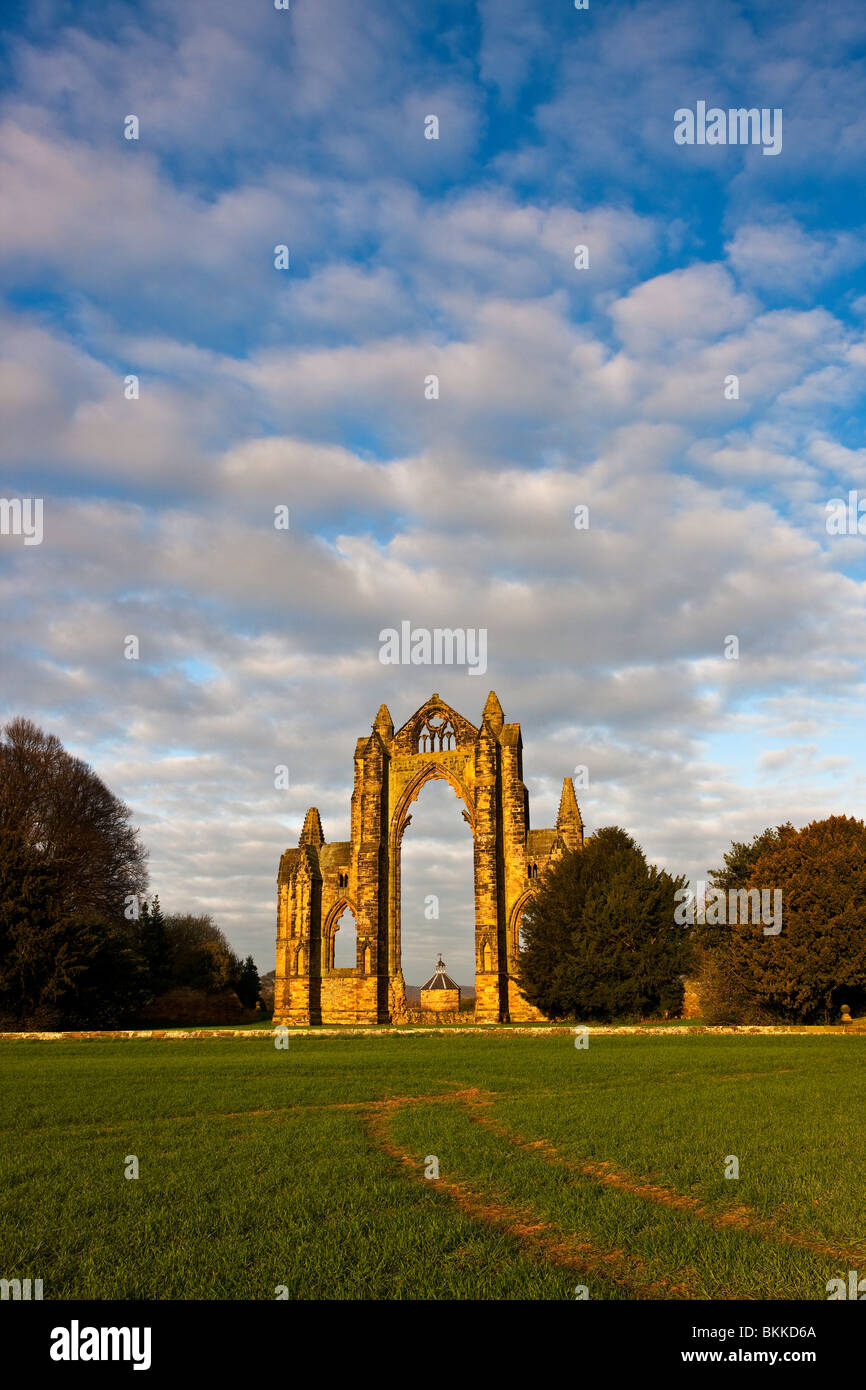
[1,1023,863,1041]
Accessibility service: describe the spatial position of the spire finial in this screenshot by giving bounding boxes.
[373,703,394,739]
[299,807,325,848]
[482,690,504,733]
[556,777,584,850]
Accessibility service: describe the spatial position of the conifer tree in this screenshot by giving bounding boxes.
[138,895,173,996]
[517,826,691,1021]
[236,954,261,1009]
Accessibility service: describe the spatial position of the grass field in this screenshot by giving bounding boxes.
[1,1033,864,1300]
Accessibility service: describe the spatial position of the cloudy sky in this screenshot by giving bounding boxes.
[2,0,866,985]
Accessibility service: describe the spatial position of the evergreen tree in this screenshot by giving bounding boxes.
[236,955,261,1010]
[137,895,172,996]
[517,826,691,1021]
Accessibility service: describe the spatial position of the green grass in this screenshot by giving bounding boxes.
[0,1033,863,1300]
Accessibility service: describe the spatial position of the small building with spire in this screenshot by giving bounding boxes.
[420,957,461,1014]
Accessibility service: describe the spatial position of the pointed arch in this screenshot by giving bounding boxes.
[323,896,360,972]
[396,767,474,1000]
[332,905,358,969]
[508,889,535,964]
[391,762,474,849]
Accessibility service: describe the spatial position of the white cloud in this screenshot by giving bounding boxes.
[3,0,866,982]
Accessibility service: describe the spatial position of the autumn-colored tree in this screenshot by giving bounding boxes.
[708,824,789,893]
[516,826,692,1021]
[702,816,866,1023]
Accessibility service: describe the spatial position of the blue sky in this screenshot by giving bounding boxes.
[1,0,866,984]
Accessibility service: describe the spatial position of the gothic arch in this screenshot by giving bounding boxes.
[391,762,474,844]
[389,762,474,999]
[508,889,535,964]
[274,692,584,1025]
[323,896,362,972]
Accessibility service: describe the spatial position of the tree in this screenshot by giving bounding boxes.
[0,718,147,923]
[708,825,789,895]
[163,913,241,993]
[137,895,172,997]
[0,825,65,1025]
[236,955,261,1010]
[701,816,866,1023]
[43,915,149,1029]
[0,826,147,1028]
[0,720,150,1027]
[516,826,692,1021]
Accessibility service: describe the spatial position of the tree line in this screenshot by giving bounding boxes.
[0,718,260,1029]
[517,816,866,1024]
[3,715,864,1029]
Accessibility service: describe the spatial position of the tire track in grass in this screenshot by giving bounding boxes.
[364,1094,696,1300]
[457,1088,866,1266]
[1,1092,456,1140]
